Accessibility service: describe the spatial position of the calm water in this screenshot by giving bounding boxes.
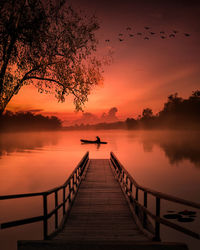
[0,130,200,249]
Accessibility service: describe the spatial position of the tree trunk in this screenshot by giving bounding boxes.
[0,36,16,93]
[0,107,4,116]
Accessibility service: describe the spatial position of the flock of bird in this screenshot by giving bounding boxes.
[104,26,191,43]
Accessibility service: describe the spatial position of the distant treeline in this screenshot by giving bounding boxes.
[0,111,62,132]
[64,90,200,130]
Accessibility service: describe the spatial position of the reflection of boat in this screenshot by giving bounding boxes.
[80,139,107,144]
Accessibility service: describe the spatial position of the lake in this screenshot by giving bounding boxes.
[0,130,200,249]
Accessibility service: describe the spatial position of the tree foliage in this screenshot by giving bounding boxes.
[125,90,200,129]
[0,0,103,114]
[142,108,153,119]
[0,110,62,131]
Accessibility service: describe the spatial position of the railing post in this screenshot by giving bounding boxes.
[135,187,138,215]
[143,191,147,228]
[76,169,79,182]
[130,182,133,193]
[120,171,123,183]
[155,197,161,241]
[43,194,48,239]
[63,186,65,215]
[68,183,71,203]
[72,176,75,193]
[125,176,128,192]
[55,190,58,229]
[74,172,77,188]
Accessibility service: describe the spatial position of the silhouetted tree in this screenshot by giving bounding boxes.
[64,90,200,130]
[191,90,200,98]
[142,108,153,119]
[0,111,62,131]
[126,118,138,129]
[162,93,183,114]
[158,90,200,128]
[138,108,155,128]
[0,0,102,115]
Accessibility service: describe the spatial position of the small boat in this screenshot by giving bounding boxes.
[80,139,107,144]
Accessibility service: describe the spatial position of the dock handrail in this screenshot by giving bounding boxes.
[110,151,200,241]
[0,151,89,239]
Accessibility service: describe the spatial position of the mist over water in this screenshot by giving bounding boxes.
[0,130,200,250]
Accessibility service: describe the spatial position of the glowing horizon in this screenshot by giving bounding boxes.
[6,0,200,125]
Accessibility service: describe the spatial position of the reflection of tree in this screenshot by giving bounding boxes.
[161,143,200,167]
[141,132,200,167]
[0,132,59,157]
[142,141,153,153]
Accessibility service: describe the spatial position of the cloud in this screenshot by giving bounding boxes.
[101,107,118,123]
[24,109,43,113]
[73,107,119,125]
[74,112,98,125]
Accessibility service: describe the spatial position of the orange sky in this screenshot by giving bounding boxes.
[7,0,200,125]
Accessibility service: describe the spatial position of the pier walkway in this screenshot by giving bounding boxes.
[53,159,149,243]
[1,152,199,249]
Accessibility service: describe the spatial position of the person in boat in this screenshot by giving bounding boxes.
[96,136,101,143]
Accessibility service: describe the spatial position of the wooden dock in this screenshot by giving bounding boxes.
[53,159,149,243]
[1,151,199,249]
[17,156,190,250]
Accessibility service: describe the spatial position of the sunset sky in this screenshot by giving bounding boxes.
[7,0,200,125]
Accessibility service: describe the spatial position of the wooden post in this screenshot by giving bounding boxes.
[68,183,71,203]
[74,172,77,187]
[76,168,79,181]
[55,191,58,229]
[125,176,128,191]
[121,171,124,183]
[71,177,74,193]
[143,191,147,228]
[43,194,48,239]
[130,182,133,193]
[155,197,161,241]
[63,186,65,215]
[135,187,138,215]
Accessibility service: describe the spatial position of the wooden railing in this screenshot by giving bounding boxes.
[110,152,200,241]
[0,152,89,239]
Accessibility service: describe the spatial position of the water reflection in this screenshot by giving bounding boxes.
[0,130,200,167]
[140,131,200,167]
[0,130,200,250]
[81,142,101,150]
[0,132,59,157]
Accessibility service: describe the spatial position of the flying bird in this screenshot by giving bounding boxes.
[144,37,149,40]
[184,33,190,37]
[161,36,166,39]
[119,33,123,36]
[129,34,134,37]
[150,32,155,35]
[160,31,165,34]
[137,32,142,35]
[173,30,178,34]
[144,26,150,30]
[105,39,110,42]
[119,38,124,42]
[169,34,175,38]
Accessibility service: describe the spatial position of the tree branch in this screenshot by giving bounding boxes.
[25,76,65,86]
[25,76,82,100]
